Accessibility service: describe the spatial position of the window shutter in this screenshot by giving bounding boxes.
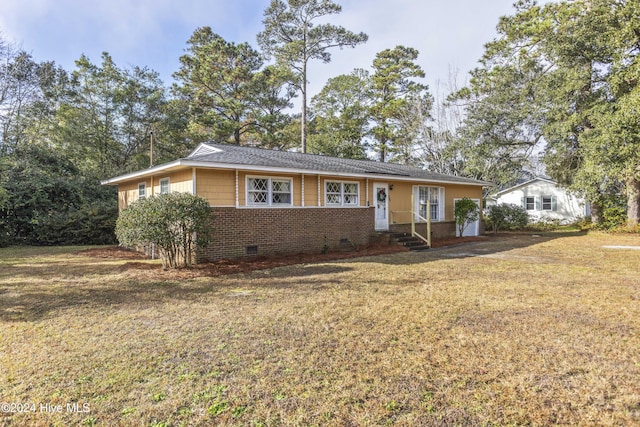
[551,196,557,211]
[535,196,541,211]
[521,197,525,208]
[439,188,445,220]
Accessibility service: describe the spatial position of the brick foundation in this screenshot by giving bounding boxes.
[198,207,376,261]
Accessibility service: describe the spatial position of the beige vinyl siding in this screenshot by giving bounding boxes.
[117,181,139,211]
[154,169,192,195]
[444,185,483,221]
[383,181,483,224]
[302,175,321,207]
[116,170,193,210]
[196,169,236,206]
[116,166,483,217]
[385,181,413,224]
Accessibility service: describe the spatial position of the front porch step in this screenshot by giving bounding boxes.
[390,232,430,251]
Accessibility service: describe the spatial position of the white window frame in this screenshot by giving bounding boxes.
[542,195,556,211]
[246,176,293,207]
[159,178,170,194]
[138,182,146,199]
[414,186,444,222]
[525,196,536,211]
[325,180,360,207]
[522,196,542,211]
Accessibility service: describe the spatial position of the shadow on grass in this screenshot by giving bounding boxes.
[351,231,588,266]
[0,281,199,323]
[0,263,354,322]
[0,232,585,322]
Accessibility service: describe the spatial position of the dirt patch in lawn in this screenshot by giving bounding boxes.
[77,246,148,259]
[79,236,488,278]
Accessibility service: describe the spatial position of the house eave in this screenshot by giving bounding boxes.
[100,160,186,185]
[102,160,492,187]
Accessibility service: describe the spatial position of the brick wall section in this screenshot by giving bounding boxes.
[198,207,375,261]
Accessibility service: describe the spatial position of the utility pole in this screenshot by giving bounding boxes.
[150,131,154,167]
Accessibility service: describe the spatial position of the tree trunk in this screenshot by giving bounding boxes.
[590,200,602,224]
[301,60,307,153]
[626,173,640,227]
[378,134,386,162]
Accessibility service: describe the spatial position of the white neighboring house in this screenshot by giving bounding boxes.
[488,177,589,224]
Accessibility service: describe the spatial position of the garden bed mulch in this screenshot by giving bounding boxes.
[77,235,488,277]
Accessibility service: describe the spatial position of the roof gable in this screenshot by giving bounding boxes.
[494,177,558,196]
[189,143,222,157]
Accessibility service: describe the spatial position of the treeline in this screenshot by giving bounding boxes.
[0,0,439,246]
[1,0,639,246]
[451,0,640,227]
[0,48,182,246]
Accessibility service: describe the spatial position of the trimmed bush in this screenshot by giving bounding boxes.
[485,203,528,234]
[454,198,480,237]
[116,193,212,268]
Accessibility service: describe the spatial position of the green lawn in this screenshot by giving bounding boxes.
[1,232,639,426]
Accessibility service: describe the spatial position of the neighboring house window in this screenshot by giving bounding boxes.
[247,177,292,206]
[523,196,554,211]
[159,178,170,194]
[415,186,444,221]
[325,181,359,206]
[138,183,146,199]
[542,195,557,211]
[525,196,536,211]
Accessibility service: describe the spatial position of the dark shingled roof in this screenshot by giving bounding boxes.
[187,143,491,186]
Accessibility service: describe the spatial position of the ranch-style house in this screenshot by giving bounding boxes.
[103,143,491,261]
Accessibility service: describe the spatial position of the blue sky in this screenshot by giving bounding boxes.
[0,0,522,98]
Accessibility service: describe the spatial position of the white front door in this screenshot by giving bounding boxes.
[455,198,481,236]
[374,183,389,231]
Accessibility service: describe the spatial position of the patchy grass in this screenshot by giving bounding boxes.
[0,232,639,426]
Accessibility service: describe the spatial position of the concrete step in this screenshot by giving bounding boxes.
[392,234,430,250]
[402,239,427,247]
[377,231,430,251]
